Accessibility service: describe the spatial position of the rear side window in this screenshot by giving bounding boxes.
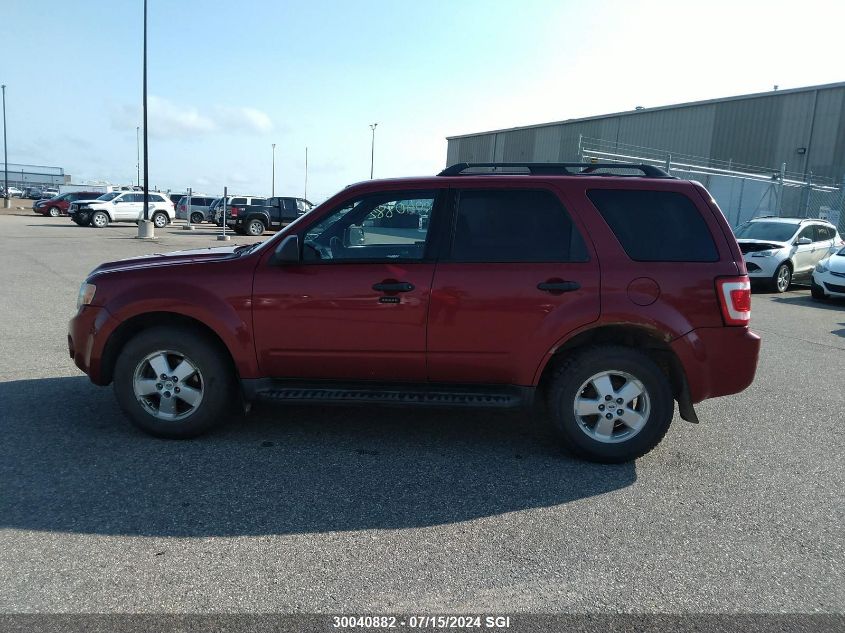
[231,197,248,205]
[587,189,718,262]
[815,225,833,241]
[450,189,588,262]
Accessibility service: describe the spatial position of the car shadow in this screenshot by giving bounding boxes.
[771,294,845,311]
[833,323,845,339]
[0,377,635,538]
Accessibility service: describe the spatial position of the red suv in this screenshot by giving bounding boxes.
[68,163,760,462]
[34,191,104,217]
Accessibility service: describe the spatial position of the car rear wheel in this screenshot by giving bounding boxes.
[152,212,168,228]
[190,212,204,224]
[91,211,109,228]
[48,207,60,217]
[113,326,236,439]
[246,219,266,236]
[546,345,673,463]
[773,263,791,293]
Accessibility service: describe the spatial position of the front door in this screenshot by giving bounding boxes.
[792,225,817,276]
[113,193,143,220]
[252,189,444,381]
[427,187,601,386]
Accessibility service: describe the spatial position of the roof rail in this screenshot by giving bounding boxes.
[437,162,674,178]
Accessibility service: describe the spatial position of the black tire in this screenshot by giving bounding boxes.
[811,280,827,301]
[246,218,266,236]
[113,326,236,439]
[48,206,60,217]
[546,345,673,463]
[91,211,109,228]
[152,212,169,228]
[190,212,204,224]
[772,262,792,293]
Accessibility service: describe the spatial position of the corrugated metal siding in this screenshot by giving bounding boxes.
[445,84,845,182]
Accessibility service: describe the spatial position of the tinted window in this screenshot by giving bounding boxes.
[231,198,248,205]
[796,226,814,242]
[588,189,718,262]
[815,225,833,241]
[451,189,587,263]
[735,221,800,242]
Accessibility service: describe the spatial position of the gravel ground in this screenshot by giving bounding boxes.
[0,213,842,614]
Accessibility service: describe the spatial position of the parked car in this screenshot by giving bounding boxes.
[811,245,845,300]
[24,187,45,199]
[212,195,266,226]
[3,186,23,197]
[228,196,314,236]
[175,195,217,223]
[168,193,185,209]
[735,217,843,292]
[34,191,104,217]
[68,162,760,463]
[42,188,59,198]
[68,191,175,228]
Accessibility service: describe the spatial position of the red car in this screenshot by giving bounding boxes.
[34,191,104,217]
[68,162,760,462]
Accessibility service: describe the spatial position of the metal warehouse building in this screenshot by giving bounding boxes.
[446,82,845,184]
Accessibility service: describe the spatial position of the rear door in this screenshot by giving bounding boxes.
[814,224,835,260]
[427,186,600,385]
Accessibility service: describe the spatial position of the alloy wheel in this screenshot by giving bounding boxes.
[573,370,651,443]
[132,350,204,421]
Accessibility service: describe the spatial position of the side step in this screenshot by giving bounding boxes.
[244,380,533,409]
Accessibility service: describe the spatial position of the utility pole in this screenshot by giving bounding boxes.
[369,123,378,179]
[271,143,276,197]
[137,0,153,238]
[2,85,8,208]
[136,126,140,187]
[304,146,308,201]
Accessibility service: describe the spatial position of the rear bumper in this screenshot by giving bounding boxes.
[671,327,761,403]
[68,306,120,385]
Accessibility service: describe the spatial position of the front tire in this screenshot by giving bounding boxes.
[152,212,169,228]
[113,326,236,439]
[811,280,827,300]
[91,211,109,228]
[546,346,673,463]
[48,207,60,217]
[773,262,791,293]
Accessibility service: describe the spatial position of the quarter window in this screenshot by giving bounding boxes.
[587,189,718,262]
[450,189,588,262]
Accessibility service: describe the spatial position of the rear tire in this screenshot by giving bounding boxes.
[246,218,266,236]
[113,326,236,439]
[546,345,673,463]
[772,262,791,293]
[91,211,109,228]
[152,212,168,228]
[190,212,204,224]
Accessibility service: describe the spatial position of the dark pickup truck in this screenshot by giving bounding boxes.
[228,196,314,236]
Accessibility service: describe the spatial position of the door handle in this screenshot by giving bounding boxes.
[537,280,580,293]
[373,281,415,293]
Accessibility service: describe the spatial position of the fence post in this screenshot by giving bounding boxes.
[665,153,672,174]
[777,163,786,215]
[837,174,845,234]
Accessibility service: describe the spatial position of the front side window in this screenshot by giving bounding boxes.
[796,226,814,242]
[450,189,588,262]
[588,189,718,262]
[97,192,120,201]
[303,191,435,262]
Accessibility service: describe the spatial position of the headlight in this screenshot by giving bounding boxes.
[77,282,96,309]
[751,249,778,257]
[815,260,829,273]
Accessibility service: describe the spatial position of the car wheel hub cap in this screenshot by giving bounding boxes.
[133,350,203,421]
[573,370,650,444]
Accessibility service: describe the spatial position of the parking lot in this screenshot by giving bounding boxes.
[0,211,842,613]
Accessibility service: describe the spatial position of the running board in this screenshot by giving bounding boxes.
[242,380,533,409]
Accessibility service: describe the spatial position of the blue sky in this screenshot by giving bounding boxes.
[5,0,845,201]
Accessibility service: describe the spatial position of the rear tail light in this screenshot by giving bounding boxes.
[716,276,751,326]
[230,206,240,217]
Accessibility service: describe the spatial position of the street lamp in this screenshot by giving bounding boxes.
[136,126,140,187]
[137,0,153,238]
[369,123,378,179]
[2,84,8,208]
[271,143,276,197]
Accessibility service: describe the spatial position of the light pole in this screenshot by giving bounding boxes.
[2,84,8,208]
[369,123,378,179]
[304,146,308,201]
[271,143,276,197]
[137,0,153,238]
[136,126,140,187]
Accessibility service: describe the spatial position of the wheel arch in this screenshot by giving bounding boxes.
[98,312,238,386]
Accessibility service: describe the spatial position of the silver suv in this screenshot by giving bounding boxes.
[736,217,843,292]
[175,195,216,223]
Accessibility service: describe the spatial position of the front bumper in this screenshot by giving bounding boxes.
[743,254,783,279]
[68,305,120,384]
[671,326,761,403]
[812,270,845,297]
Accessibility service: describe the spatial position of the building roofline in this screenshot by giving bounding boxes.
[445,81,845,141]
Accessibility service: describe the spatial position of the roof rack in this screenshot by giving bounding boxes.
[437,162,674,178]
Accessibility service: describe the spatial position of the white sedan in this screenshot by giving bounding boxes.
[811,246,845,300]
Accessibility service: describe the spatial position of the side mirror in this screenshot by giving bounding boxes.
[344,226,364,246]
[271,234,300,265]
[796,237,812,245]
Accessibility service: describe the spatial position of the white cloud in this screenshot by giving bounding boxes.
[111,97,274,138]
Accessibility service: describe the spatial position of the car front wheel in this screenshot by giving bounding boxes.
[49,207,61,217]
[91,211,109,228]
[773,262,792,293]
[811,279,827,300]
[546,346,673,463]
[113,326,236,438]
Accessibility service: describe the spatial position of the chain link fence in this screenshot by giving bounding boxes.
[579,137,845,233]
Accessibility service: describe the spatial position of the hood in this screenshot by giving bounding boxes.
[822,251,845,274]
[736,239,788,254]
[90,245,242,276]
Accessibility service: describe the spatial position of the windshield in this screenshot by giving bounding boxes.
[734,221,799,242]
[838,246,845,256]
[97,192,120,201]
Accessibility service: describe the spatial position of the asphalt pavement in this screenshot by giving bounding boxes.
[0,213,842,613]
